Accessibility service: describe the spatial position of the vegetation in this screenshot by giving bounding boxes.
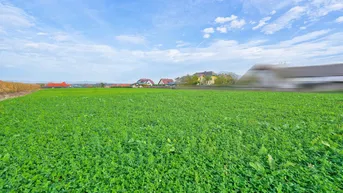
[0,81,40,94]
[214,74,235,85]
[176,75,199,85]
[0,88,342,192]
[176,72,238,86]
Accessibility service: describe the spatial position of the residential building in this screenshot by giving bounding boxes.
[136,79,154,86]
[238,63,343,91]
[194,71,217,85]
[158,78,174,85]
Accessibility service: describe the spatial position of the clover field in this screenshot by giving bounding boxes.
[0,88,342,192]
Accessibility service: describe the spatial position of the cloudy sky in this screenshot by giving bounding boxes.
[0,0,343,83]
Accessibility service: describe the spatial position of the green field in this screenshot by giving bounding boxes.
[1,88,342,192]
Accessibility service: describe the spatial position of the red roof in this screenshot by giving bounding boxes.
[46,82,70,87]
[159,78,174,84]
[138,79,154,84]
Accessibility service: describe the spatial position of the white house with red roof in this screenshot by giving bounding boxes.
[136,78,154,86]
[158,78,174,85]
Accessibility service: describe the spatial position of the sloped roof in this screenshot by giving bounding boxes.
[137,79,155,84]
[194,71,216,77]
[275,63,343,78]
[46,82,70,87]
[159,78,174,84]
[239,63,343,83]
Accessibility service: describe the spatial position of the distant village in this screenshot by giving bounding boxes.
[40,63,343,92]
[42,71,239,88]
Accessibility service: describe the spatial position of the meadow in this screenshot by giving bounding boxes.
[0,88,342,192]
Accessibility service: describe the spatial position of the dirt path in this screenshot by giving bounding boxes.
[0,91,36,102]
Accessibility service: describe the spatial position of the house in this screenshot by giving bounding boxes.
[238,63,343,91]
[45,82,70,88]
[194,71,217,85]
[158,78,174,85]
[136,79,155,86]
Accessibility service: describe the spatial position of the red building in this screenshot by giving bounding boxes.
[158,78,174,85]
[46,82,70,88]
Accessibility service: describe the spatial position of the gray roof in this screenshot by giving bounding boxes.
[275,63,343,78]
[194,71,216,76]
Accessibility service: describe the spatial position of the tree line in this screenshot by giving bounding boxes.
[175,72,239,86]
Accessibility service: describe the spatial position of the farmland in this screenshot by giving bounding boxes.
[0,81,40,94]
[0,88,342,192]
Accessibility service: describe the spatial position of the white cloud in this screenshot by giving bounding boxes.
[300,26,307,30]
[215,15,238,24]
[336,16,343,23]
[241,0,302,14]
[311,2,343,17]
[262,6,306,34]
[24,42,58,50]
[230,19,246,29]
[52,34,70,42]
[202,27,215,38]
[0,2,34,28]
[250,21,257,25]
[176,41,190,48]
[203,34,211,38]
[279,29,331,46]
[216,26,227,33]
[214,16,246,30]
[115,35,147,44]
[37,32,48,36]
[203,27,215,33]
[3,30,343,82]
[253,17,271,30]
[270,10,277,15]
[24,43,40,48]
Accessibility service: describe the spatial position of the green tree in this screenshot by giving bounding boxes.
[214,74,235,85]
[180,75,199,85]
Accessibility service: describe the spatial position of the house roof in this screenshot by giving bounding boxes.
[239,63,343,83]
[159,78,174,84]
[194,71,216,77]
[137,79,155,84]
[275,63,343,78]
[46,82,70,87]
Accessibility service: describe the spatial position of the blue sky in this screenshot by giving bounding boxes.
[0,0,343,83]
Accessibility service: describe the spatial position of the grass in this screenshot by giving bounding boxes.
[1,88,342,192]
